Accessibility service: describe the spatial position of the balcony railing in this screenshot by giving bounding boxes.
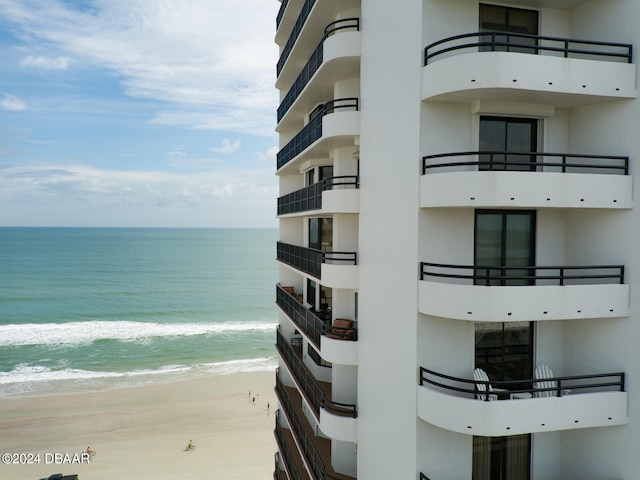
[424,31,633,65]
[277,176,360,215]
[277,329,357,418]
[278,18,360,122]
[277,0,318,75]
[419,367,625,401]
[276,374,348,480]
[277,241,358,279]
[420,262,625,286]
[422,151,629,175]
[276,284,325,348]
[276,0,290,29]
[273,452,290,480]
[275,410,308,480]
[277,98,359,170]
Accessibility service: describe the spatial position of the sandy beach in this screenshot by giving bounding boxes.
[0,370,277,480]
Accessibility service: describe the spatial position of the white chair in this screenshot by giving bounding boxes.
[534,364,570,398]
[474,368,498,401]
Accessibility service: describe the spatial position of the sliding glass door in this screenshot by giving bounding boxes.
[479,116,538,171]
[473,434,531,480]
[474,210,536,286]
[479,3,539,54]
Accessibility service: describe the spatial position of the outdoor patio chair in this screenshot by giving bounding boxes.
[534,364,571,398]
[474,368,498,401]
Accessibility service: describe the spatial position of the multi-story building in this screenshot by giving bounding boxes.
[273,1,636,479]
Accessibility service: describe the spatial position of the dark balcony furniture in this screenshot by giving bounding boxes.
[324,318,357,341]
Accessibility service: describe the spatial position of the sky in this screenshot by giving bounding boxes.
[0,0,280,228]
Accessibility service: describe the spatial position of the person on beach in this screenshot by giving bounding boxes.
[187,440,194,450]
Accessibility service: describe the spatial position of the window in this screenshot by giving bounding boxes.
[474,210,536,286]
[306,278,316,306]
[473,210,535,479]
[319,166,333,182]
[475,321,533,385]
[309,218,332,251]
[306,168,315,186]
[479,4,539,54]
[479,116,538,171]
[473,434,531,480]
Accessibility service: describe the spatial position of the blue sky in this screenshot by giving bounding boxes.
[0,0,279,227]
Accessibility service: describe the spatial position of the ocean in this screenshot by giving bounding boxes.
[0,227,279,398]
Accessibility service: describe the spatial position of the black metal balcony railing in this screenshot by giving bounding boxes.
[277,176,360,215]
[277,0,318,75]
[420,262,625,286]
[277,98,359,170]
[276,375,344,480]
[277,329,358,418]
[422,151,630,175]
[276,284,325,348]
[277,241,358,279]
[274,410,307,480]
[273,452,290,480]
[424,31,633,65]
[419,367,626,402]
[276,0,289,29]
[278,18,360,122]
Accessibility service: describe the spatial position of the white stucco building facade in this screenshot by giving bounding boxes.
[273,1,637,479]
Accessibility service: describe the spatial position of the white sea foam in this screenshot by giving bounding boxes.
[0,320,278,347]
[0,357,278,397]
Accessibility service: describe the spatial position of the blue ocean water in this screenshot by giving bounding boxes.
[0,228,278,397]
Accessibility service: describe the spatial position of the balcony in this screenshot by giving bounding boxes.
[418,367,628,436]
[277,98,360,174]
[275,411,311,480]
[276,285,358,365]
[277,330,358,443]
[277,242,358,288]
[421,151,632,209]
[278,176,360,216]
[277,0,318,77]
[278,18,361,131]
[276,374,356,480]
[273,452,291,480]
[320,319,359,366]
[276,0,360,87]
[419,263,629,322]
[276,284,326,348]
[422,32,635,107]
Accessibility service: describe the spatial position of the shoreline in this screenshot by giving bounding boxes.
[0,370,277,480]
[0,358,278,400]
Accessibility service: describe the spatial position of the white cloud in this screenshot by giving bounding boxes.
[20,55,71,70]
[256,146,278,164]
[0,0,279,135]
[210,138,240,154]
[0,163,278,227]
[0,93,27,111]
